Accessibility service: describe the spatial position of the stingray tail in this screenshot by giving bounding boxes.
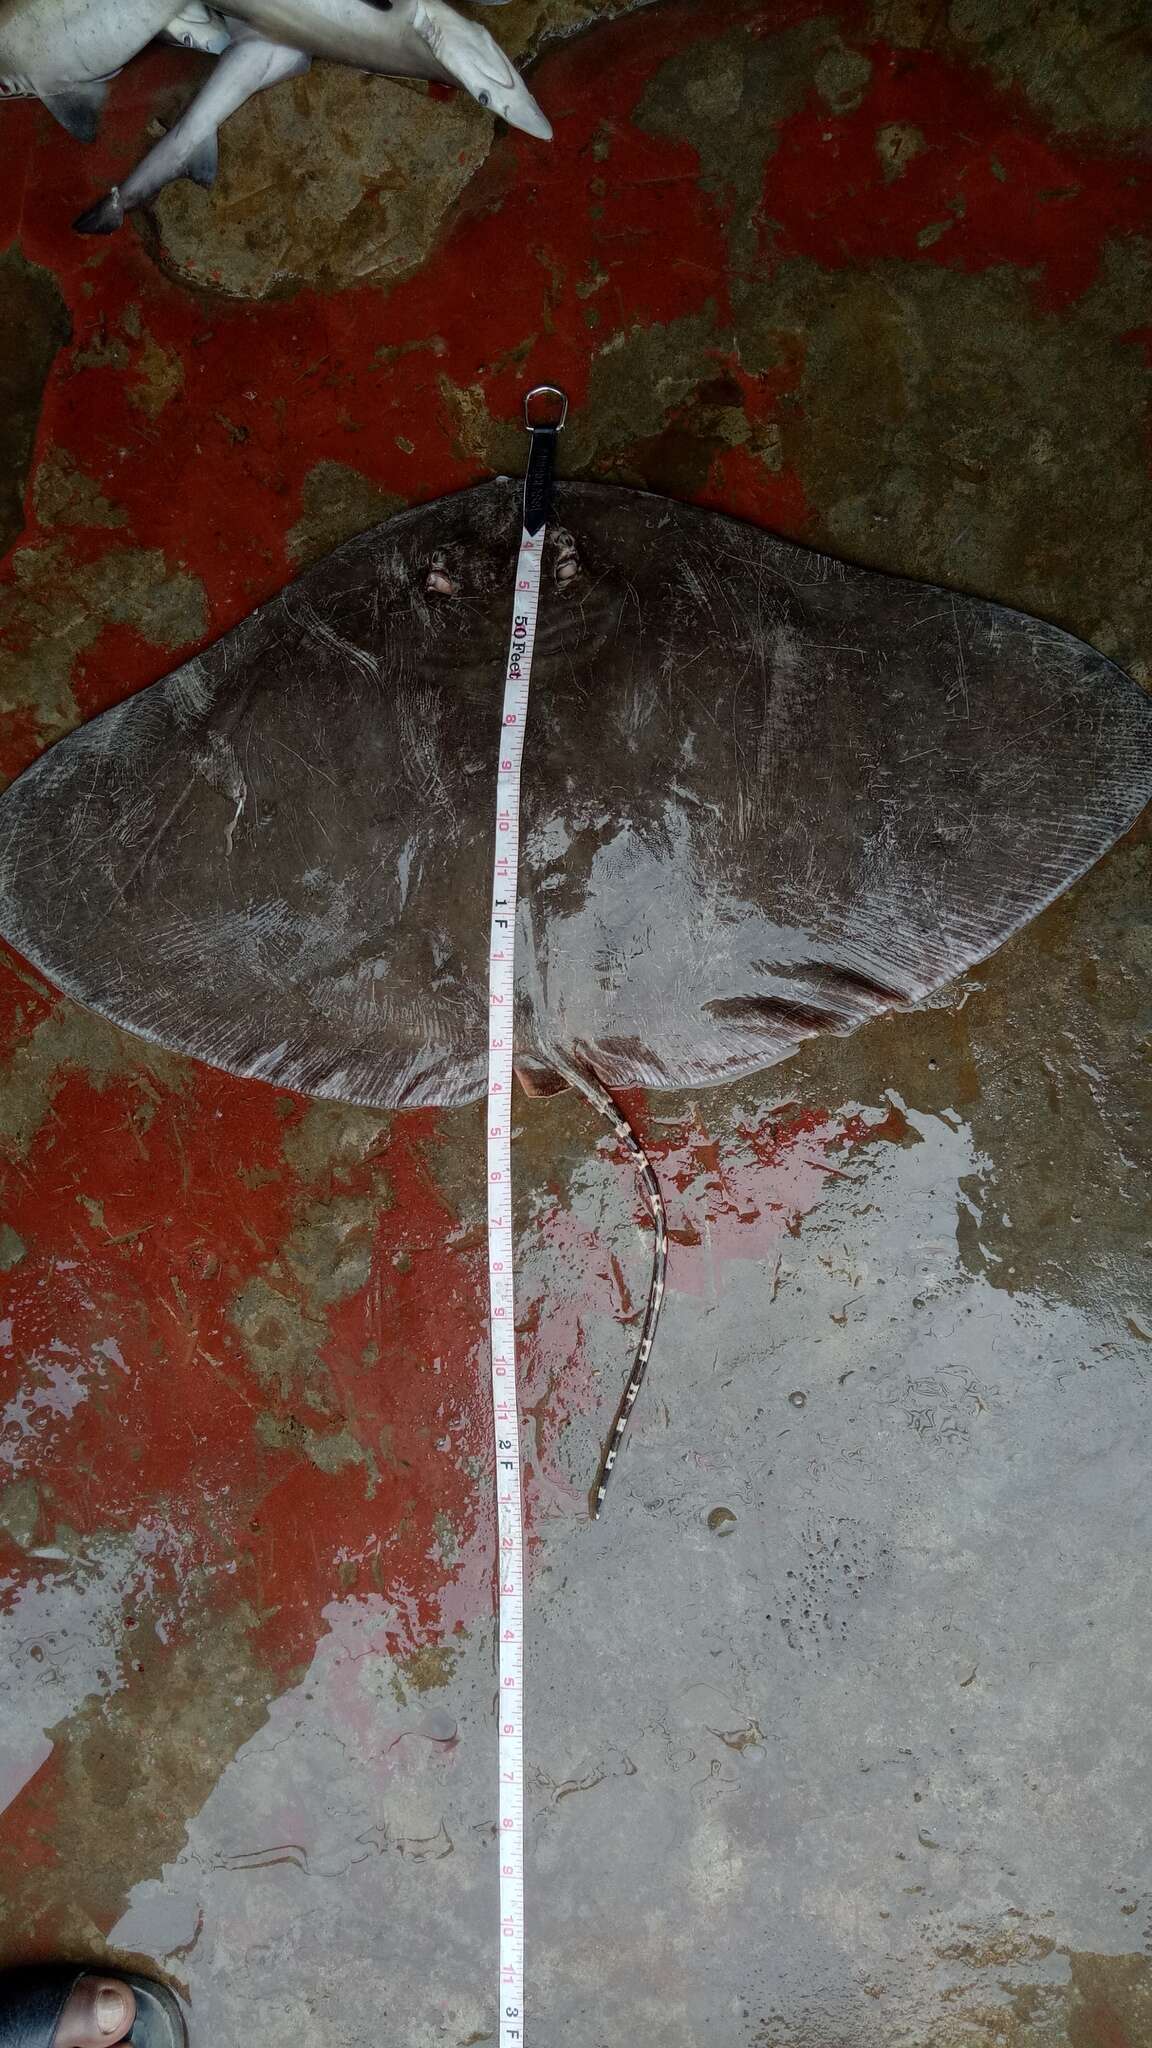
[559,1064,669,1518]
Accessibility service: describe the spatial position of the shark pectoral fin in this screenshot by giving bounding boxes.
[41,77,114,144]
[410,0,514,83]
[187,134,220,187]
[74,34,308,234]
[408,0,446,64]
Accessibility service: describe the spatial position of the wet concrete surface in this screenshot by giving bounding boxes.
[1,1,1151,2041]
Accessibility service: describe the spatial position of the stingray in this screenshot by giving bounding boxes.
[1,480,1149,1506]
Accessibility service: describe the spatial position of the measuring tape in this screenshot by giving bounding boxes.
[486,385,567,2048]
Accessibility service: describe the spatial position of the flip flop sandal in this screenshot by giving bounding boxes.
[0,1969,186,2048]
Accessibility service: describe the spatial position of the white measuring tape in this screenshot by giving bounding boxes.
[486,385,567,2048]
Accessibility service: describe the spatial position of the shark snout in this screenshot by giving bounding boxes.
[411,0,552,140]
[456,62,552,140]
[486,81,551,141]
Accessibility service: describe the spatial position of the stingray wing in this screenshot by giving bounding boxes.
[517,487,1152,1091]
[0,478,1148,1107]
[0,487,517,1108]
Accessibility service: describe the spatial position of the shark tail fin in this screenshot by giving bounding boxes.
[41,76,115,144]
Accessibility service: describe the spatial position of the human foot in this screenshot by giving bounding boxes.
[0,1968,184,2048]
[53,1978,137,2048]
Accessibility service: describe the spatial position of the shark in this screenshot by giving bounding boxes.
[0,0,551,233]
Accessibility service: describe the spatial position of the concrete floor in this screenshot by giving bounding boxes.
[1,1,1151,2041]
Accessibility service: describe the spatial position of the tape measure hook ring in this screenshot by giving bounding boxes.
[524,385,568,434]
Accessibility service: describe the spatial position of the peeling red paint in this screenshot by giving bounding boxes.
[760,40,1152,309]
[0,1045,491,1678]
[70,622,183,724]
[0,708,48,789]
[0,0,1145,717]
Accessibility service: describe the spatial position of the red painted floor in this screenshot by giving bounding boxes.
[1,3,1150,2040]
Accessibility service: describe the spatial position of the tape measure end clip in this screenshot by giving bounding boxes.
[524,385,568,434]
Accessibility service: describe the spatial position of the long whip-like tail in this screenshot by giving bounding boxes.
[557,1063,670,1518]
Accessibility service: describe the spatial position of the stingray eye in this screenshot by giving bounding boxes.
[554,531,582,585]
[477,90,491,107]
[426,552,458,599]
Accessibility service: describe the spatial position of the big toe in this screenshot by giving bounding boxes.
[54,1976,137,2048]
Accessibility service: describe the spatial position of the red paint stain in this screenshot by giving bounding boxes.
[0,1051,488,1675]
[0,0,1143,668]
[69,621,195,726]
[0,707,52,790]
[759,40,1152,310]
